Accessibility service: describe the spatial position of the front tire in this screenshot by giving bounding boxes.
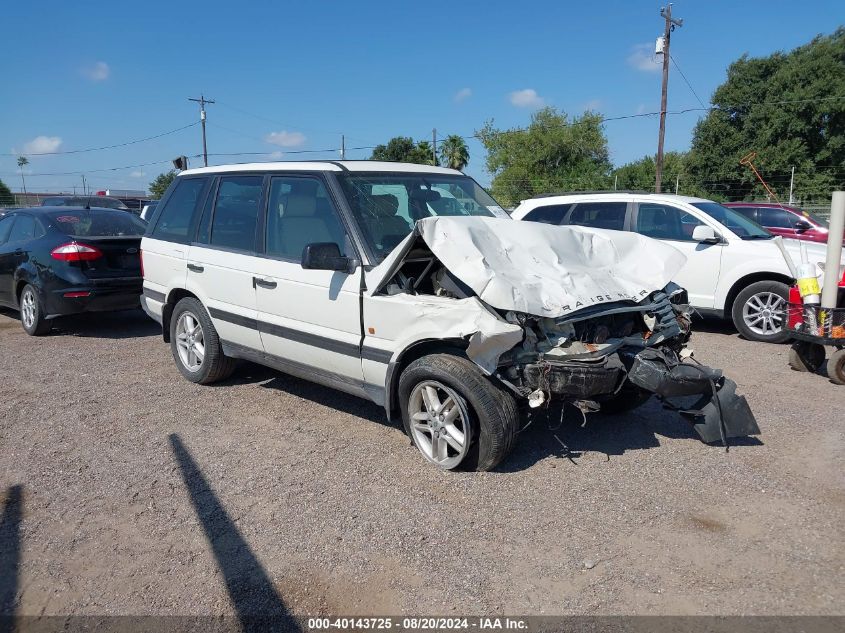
[731,281,790,343]
[19,284,51,336]
[398,354,519,471]
[169,297,236,384]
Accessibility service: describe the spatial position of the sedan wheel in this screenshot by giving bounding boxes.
[175,311,205,372]
[408,380,471,469]
[21,289,36,330]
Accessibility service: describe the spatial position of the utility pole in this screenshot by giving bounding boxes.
[432,128,437,166]
[655,4,683,193]
[81,174,87,196]
[675,174,680,194]
[788,166,795,204]
[188,94,215,167]
[340,135,346,160]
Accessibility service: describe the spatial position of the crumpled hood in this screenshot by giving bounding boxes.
[366,216,688,319]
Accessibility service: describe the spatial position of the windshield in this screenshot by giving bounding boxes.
[692,202,772,239]
[42,196,129,210]
[46,209,146,236]
[338,173,506,258]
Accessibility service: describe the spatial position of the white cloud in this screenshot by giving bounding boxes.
[454,87,472,103]
[82,61,110,81]
[22,136,63,154]
[264,131,306,147]
[509,88,545,108]
[268,151,284,159]
[130,170,146,178]
[636,103,648,115]
[627,44,662,73]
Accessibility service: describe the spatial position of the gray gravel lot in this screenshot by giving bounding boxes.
[0,307,843,617]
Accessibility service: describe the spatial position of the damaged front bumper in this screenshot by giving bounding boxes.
[501,288,760,446]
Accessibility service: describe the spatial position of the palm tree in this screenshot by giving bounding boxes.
[438,135,470,170]
[17,156,29,200]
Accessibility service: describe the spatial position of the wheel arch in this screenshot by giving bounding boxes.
[161,288,200,342]
[723,272,792,315]
[383,338,468,420]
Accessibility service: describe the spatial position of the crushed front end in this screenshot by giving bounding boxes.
[496,285,760,444]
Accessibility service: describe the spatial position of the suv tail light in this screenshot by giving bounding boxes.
[51,242,103,262]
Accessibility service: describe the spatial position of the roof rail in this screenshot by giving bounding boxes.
[530,189,654,198]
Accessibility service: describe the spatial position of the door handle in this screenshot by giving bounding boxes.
[187,263,204,273]
[253,276,277,289]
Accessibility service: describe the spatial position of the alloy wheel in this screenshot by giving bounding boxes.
[742,291,786,337]
[175,312,205,372]
[408,380,471,469]
[21,289,36,329]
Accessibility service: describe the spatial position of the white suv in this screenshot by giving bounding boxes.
[141,163,759,470]
[512,192,839,343]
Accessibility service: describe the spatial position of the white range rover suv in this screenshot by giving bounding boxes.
[512,192,839,343]
[141,162,759,470]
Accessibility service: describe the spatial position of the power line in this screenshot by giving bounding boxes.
[2,122,199,157]
[670,54,707,109]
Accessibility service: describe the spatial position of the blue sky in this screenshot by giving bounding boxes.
[1,0,842,194]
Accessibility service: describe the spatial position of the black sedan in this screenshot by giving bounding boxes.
[0,207,145,335]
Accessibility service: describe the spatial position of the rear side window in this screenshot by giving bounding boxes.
[0,216,14,244]
[523,204,571,225]
[151,178,207,242]
[732,207,758,222]
[7,215,39,242]
[568,202,627,230]
[210,176,264,251]
[758,208,794,229]
[47,210,146,236]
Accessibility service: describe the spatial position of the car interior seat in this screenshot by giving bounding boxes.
[364,194,411,249]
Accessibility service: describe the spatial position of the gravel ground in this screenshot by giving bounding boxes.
[0,307,843,617]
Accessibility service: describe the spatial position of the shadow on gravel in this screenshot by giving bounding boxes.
[690,315,740,336]
[52,309,159,339]
[169,434,301,632]
[497,398,761,472]
[0,485,22,619]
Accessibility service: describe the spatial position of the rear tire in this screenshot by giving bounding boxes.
[731,280,790,343]
[170,297,236,384]
[19,285,51,336]
[398,354,519,471]
[788,342,825,372]
[827,349,845,385]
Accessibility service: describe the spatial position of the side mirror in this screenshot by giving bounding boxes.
[794,220,812,232]
[301,242,350,272]
[692,225,720,244]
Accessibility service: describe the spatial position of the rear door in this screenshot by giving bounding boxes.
[632,200,722,308]
[0,215,18,304]
[142,176,209,316]
[186,175,265,351]
[251,173,365,389]
[563,201,629,231]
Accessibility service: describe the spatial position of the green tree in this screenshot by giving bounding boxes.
[149,170,177,199]
[371,136,436,165]
[0,178,14,206]
[476,107,611,206]
[613,152,690,193]
[16,156,29,196]
[686,28,845,203]
[439,135,470,170]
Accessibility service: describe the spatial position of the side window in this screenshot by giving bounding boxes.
[568,202,626,230]
[758,208,793,229]
[0,216,15,244]
[524,204,571,225]
[209,176,263,251]
[636,203,703,241]
[732,207,758,223]
[7,215,36,242]
[266,176,348,261]
[151,178,207,242]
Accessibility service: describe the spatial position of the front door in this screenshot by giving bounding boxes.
[251,174,364,388]
[632,201,723,309]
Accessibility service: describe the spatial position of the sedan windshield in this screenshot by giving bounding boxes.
[692,202,772,239]
[338,173,507,258]
[46,209,146,236]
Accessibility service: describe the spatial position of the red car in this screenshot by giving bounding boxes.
[724,202,837,244]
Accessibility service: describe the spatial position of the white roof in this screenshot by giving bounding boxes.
[180,160,464,177]
[511,191,713,219]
